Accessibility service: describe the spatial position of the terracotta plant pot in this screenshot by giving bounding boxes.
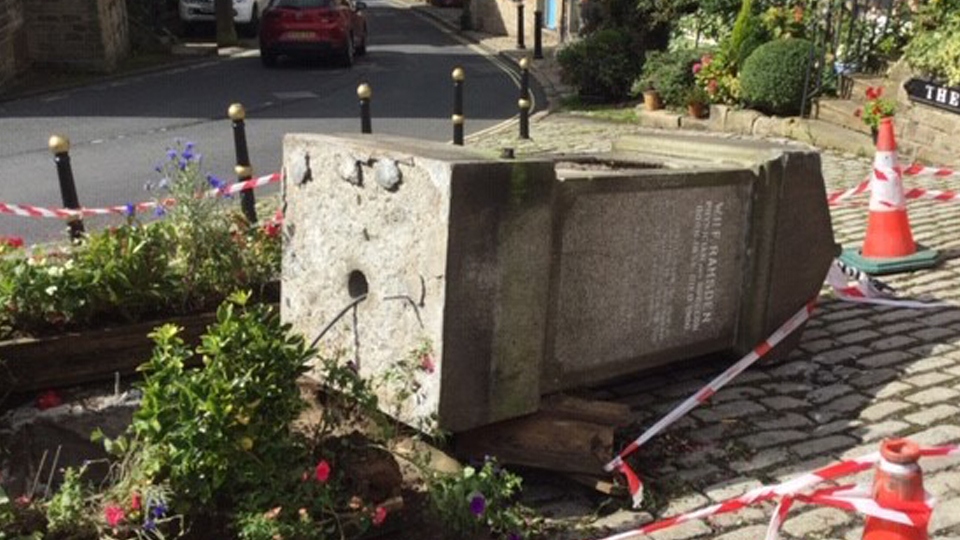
[643,90,662,111]
[687,102,707,119]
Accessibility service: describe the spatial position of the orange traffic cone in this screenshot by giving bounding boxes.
[839,118,938,274]
[862,118,915,258]
[863,439,928,540]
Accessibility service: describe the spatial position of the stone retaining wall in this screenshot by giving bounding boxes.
[0,0,27,90]
[888,63,960,168]
[26,0,129,73]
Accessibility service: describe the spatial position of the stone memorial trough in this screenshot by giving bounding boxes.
[281,132,837,434]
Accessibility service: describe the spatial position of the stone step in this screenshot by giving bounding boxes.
[816,97,872,135]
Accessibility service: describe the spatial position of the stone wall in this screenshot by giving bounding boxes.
[0,0,27,91]
[888,63,960,168]
[471,0,568,40]
[24,0,129,73]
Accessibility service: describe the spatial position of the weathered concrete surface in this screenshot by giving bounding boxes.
[281,133,555,433]
[544,134,837,390]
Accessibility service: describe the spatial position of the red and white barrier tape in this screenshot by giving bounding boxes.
[0,173,280,220]
[827,260,949,309]
[603,301,817,506]
[598,445,959,540]
[902,163,960,179]
[607,260,945,508]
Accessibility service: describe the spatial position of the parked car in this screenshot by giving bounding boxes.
[258,0,368,68]
[179,0,264,36]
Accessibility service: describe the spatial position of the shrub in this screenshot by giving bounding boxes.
[632,49,703,109]
[721,0,768,70]
[904,10,960,87]
[558,28,644,102]
[740,38,813,116]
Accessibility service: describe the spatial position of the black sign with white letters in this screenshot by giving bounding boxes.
[904,78,960,115]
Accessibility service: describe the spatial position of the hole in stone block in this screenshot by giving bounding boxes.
[348,270,369,299]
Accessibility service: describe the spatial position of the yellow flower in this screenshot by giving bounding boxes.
[240,437,254,451]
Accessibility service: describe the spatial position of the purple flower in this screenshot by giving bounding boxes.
[508,534,522,540]
[143,519,157,532]
[166,149,177,160]
[124,203,135,217]
[154,163,163,173]
[469,492,486,516]
[178,159,188,171]
[154,205,167,218]
[182,142,196,161]
[207,174,224,190]
[149,500,168,519]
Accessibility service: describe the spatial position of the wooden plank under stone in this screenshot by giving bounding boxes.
[0,311,217,394]
[454,395,630,477]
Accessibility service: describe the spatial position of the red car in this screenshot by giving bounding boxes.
[259,0,368,67]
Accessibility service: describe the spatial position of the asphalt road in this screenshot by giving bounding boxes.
[0,0,542,245]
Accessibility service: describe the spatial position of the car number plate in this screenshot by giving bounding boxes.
[281,31,315,41]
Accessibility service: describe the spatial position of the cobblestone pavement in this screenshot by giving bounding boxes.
[405,3,960,537]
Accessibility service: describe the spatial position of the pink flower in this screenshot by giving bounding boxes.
[701,55,712,66]
[104,504,125,527]
[692,62,702,74]
[420,353,436,373]
[130,492,142,511]
[707,79,719,94]
[36,390,62,410]
[372,506,388,526]
[315,460,331,483]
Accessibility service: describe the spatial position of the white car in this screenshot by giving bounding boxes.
[179,0,262,34]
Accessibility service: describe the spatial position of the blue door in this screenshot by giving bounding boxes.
[545,0,558,29]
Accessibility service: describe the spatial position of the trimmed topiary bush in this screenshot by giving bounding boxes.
[740,38,812,116]
[557,28,644,102]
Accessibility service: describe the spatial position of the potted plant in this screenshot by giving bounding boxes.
[855,86,896,142]
[686,86,710,118]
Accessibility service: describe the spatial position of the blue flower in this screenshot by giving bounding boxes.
[154,205,167,218]
[154,163,163,173]
[207,174,224,190]
[166,149,177,160]
[143,518,157,532]
[149,500,168,519]
[182,142,196,161]
[124,203,135,217]
[178,159,188,171]
[468,492,486,516]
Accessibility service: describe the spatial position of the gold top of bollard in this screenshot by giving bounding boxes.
[519,57,530,70]
[235,165,253,178]
[228,103,247,121]
[48,134,70,154]
[452,67,465,81]
[357,83,372,99]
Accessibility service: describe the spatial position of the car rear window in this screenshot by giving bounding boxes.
[272,0,335,7]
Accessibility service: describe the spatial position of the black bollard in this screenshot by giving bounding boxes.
[452,67,465,146]
[516,0,526,49]
[358,83,373,134]
[229,103,258,224]
[518,57,531,139]
[48,135,85,240]
[534,9,543,59]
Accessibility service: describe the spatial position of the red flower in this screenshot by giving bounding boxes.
[315,460,331,483]
[263,221,281,238]
[372,506,388,526]
[130,492,141,511]
[792,5,804,22]
[865,86,883,100]
[36,390,62,410]
[0,236,24,249]
[104,505,125,527]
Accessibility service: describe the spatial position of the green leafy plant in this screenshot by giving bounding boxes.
[632,49,704,109]
[558,28,644,102]
[855,86,896,130]
[740,37,813,115]
[721,0,768,70]
[0,141,280,341]
[46,467,95,536]
[693,51,741,105]
[427,458,544,540]
[904,10,960,86]
[760,4,806,39]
